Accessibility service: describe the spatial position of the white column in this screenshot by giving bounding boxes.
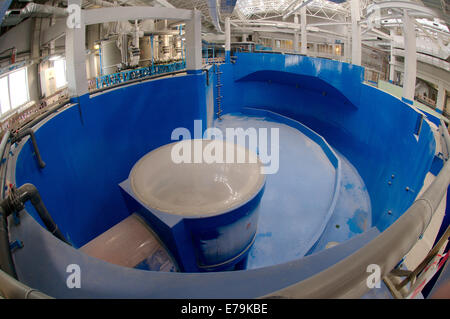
[402,10,417,103]
[436,81,446,113]
[344,25,350,63]
[389,29,395,83]
[66,0,88,97]
[225,17,231,52]
[351,0,361,65]
[185,9,202,71]
[293,14,299,53]
[225,17,231,62]
[300,6,307,55]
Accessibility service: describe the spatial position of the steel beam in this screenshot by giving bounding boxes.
[83,6,192,25]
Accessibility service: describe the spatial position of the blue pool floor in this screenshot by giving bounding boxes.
[214,113,372,269]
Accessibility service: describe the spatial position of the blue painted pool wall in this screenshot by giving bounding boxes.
[220,52,436,231]
[15,73,208,248]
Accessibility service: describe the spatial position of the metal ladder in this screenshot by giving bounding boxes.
[215,64,223,120]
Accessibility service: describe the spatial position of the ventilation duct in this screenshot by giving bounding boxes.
[2,3,67,27]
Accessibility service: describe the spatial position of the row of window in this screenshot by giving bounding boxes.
[0,58,67,117]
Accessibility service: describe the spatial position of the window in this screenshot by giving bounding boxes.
[0,77,10,114]
[54,58,67,89]
[0,68,29,116]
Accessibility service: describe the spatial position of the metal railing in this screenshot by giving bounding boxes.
[94,60,186,90]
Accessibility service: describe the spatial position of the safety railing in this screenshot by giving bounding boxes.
[94,60,186,90]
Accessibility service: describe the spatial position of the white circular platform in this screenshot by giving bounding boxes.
[129,139,265,217]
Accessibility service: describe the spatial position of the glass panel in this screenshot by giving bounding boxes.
[0,76,10,115]
[54,59,67,88]
[9,68,29,108]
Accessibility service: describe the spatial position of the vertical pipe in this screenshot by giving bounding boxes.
[436,82,445,114]
[99,46,103,76]
[151,35,154,68]
[293,14,299,53]
[389,29,395,83]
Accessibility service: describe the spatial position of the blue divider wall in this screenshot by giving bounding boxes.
[15,73,208,248]
[219,52,436,231]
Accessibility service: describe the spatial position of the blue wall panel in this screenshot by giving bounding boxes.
[222,52,435,231]
[15,73,208,247]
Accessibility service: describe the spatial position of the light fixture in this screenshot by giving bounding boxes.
[94,44,100,50]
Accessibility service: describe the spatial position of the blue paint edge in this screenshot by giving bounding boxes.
[402,97,414,105]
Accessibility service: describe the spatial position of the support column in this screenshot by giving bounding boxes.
[29,18,42,101]
[436,81,445,114]
[402,10,417,104]
[389,29,395,83]
[293,14,299,53]
[185,9,202,72]
[66,0,88,98]
[300,6,307,55]
[225,17,231,62]
[351,0,361,65]
[344,25,350,63]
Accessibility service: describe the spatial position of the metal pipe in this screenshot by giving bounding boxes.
[0,131,11,200]
[0,182,69,294]
[0,269,51,299]
[0,131,10,165]
[2,3,67,27]
[0,206,16,278]
[18,100,70,133]
[262,120,450,298]
[14,184,68,244]
[11,129,45,169]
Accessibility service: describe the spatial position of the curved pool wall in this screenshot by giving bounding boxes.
[14,73,208,248]
[7,52,437,298]
[218,52,436,232]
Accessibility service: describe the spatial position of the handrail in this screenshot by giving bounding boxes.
[89,69,187,95]
[94,60,186,90]
[261,120,450,299]
[0,269,51,299]
[0,131,11,200]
